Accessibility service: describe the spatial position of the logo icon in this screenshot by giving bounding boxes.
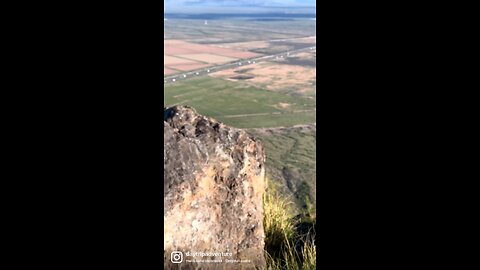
[171,251,183,263]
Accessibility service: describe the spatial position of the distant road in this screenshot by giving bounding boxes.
[268,35,316,42]
[164,45,316,85]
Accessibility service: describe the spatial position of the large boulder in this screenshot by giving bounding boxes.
[164,106,266,270]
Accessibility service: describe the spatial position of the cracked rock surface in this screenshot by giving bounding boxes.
[164,106,266,270]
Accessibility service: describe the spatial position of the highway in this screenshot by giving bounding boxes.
[164,45,316,85]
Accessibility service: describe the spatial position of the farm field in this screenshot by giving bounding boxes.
[164,40,260,75]
[212,49,316,97]
[164,18,316,44]
[164,77,315,129]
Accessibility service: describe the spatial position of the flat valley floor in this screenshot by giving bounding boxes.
[164,17,316,213]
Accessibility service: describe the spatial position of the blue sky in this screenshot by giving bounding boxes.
[164,0,316,14]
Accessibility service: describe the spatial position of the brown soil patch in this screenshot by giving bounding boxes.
[164,68,178,75]
[164,55,199,65]
[214,41,270,51]
[176,53,237,64]
[212,61,315,94]
[168,63,211,72]
[277,103,291,109]
[164,39,262,75]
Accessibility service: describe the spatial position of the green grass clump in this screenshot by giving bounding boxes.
[263,179,316,270]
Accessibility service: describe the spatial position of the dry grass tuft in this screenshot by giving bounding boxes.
[263,179,316,270]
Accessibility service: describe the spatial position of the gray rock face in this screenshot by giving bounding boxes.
[164,106,266,270]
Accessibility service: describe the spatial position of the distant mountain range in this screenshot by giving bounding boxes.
[164,0,315,14]
[164,12,316,20]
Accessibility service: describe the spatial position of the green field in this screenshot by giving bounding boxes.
[164,77,316,128]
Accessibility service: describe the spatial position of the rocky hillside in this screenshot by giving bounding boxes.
[164,106,266,269]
